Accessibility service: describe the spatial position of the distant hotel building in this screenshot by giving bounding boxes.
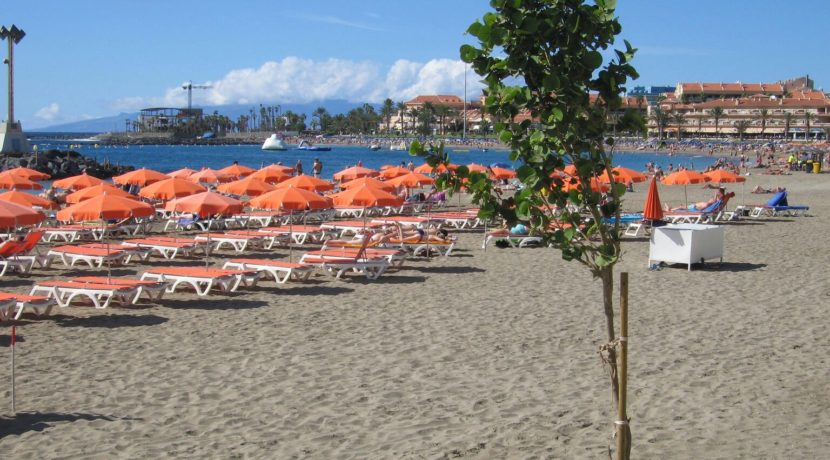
[628,85,676,105]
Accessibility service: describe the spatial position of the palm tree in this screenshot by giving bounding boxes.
[711,106,724,136]
[783,112,794,140]
[650,107,670,140]
[395,101,407,134]
[758,108,769,137]
[313,107,328,133]
[672,112,685,141]
[735,120,751,141]
[381,98,395,135]
[408,108,419,133]
[804,111,814,140]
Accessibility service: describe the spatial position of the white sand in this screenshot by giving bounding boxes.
[1,170,829,458]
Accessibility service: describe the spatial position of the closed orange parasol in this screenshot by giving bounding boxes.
[112,167,169,186]
[250,164,294,183]
[0,171,43,190]
[187,168,233,184]
[333,166,378,182]
[168,167,198,178]
[379,166,411,179]
[217,176,276,197]
[385,172,435,188]
[0,200,46,227]
[165,191,244,218]
[340,176,395,192]
[329,185,403,207]
[3,166,50,181]
[248,186,332,211]
[65,183,137,204]
[642,176,664,221]
[218,163,256,179]
[275,175,334,192]
[703,169,746,184]
[57,193,154,222]
[138,177,206,200]
[599,166,648,184]
[489,166,517,180]
[0,190,58,210]
[52,172,105,190]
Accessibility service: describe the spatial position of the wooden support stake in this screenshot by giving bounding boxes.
[616,272,630,459]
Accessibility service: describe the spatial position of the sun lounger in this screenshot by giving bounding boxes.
[430,212,483,229]
[46,245,130,268]
[194,233,265,253]
[121,237,207,259]
[746,191,810,217]
[390,238,456,257]
[371,216,445,229]
[42,226,95,243]
[0,240,36,276]
[223,258,314,283]
[72,276,169,303]
[224,229,289,250]
[140,266,262,295]
[258,225,329,245]
[80,243,153,263]
[30,280,140,309]
[0,291,56,320]
[664,199,727,224]
[482,231,543,248]
[320,221,385,238]
[299,249,390,280]
[305,248,407,268]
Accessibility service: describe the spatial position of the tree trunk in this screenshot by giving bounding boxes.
[600,266,619,409]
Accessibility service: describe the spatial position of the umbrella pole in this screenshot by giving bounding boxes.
[483,219,487,252]
[10,325,15,414]
[288,209,293,262]
[206,216,212,269]
[684,185,688,208]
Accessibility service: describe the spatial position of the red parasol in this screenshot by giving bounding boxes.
[642,176,664,221]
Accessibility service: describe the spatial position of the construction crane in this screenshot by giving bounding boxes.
[182,80,212,111]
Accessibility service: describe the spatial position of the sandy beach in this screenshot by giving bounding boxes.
[1,170,828,458]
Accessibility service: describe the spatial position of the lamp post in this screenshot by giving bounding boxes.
[0,24,30,153]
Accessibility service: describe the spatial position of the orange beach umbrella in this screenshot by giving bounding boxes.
[165,191,244,218]
[599,166,648,184]
[0,171,43,190]
[489,167,517,180]
[333,166,378,182]
[3,166,50,181]
[112,167,169,186]
[329,185,403,207]
[57,193,154,222]
[379,166,411,179]
[340,176,395,192]
[168,167,198,179]
[661,170,711,186]
[703,169,746,184]
[466,163,488,173]
[138,177,206,200]
[250,164,294,183]
[642,176,664,221]
[0,190,58,210]
[275,175,334,192]
[248,186,332,211]
[65,183,137,204]
[218,163,256,179]
[217,176,276,197]
[414,163,458,174]
[0,200,46,227]
[385,172,435,188]
[187,168,233,184]
[52,172,105,191]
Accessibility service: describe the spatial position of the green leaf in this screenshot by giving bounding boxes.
[583,51,603,69]
[460,44,480,62]
[499,130,513,143]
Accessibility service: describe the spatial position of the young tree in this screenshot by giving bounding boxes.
[415,0,642,456]
[758,108,769,137]
[712,106,724,136]
[735,119,751,141]
[672,112,686,141]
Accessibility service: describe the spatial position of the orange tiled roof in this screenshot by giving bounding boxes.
[679,82,784,94]
[406,95,465,106]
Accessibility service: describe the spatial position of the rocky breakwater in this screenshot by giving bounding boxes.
[1,150,134,180]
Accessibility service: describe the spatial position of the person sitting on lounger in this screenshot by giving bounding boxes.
[752,185,786,194]
[666,187,728,212]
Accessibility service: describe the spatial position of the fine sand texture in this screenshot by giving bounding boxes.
[1,170,828,458]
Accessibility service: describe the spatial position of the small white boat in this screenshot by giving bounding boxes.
[369,143,381,151]
[262,134,287,151]
[390,140,408,151]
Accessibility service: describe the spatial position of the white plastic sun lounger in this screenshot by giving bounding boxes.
[46,245,130,268]
[194,233,265,253]
[72,276,169,303]
[223,259,314,284]
[140,267,262,296]
[0,292,56,320]
[299,253,390,280]
[30,281,139,309]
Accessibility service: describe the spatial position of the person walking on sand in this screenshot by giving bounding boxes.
[312,158,322,177]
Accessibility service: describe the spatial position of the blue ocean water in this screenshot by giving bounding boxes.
[32,141,716,179]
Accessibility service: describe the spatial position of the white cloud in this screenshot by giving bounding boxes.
[111,57,486,111]
[34,102,61,121]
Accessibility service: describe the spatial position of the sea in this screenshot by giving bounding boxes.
[29,135,717,180]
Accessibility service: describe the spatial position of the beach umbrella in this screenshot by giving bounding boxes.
[329,185,403,208]
[52,172,105,191]
[661,170,711,207]
[250,164,294,183]
[0,190,58,210]
[138,177,206,201]
[385,172,435,188]
[703,169,746,184]
[340,176,395,192]
[332,166,378,182]
[466,163,488,173]
[599,166,648,184]
[642,176,664,222]
[187,168,233,184]
[0,172,43,190]
[217,176,276,197]
[3,166,50,181]
[65,183,138,204]
[248,186,332,261]
[275,175,334,192]
[164,191,244,218]
[112,167,169,186]
[560,176,610,193]
[218,163,256,179]
[489,166,517,180]
[379,166,411,179]
[168,167,197,178]
[414,163,458,174]
[0,200,46,228]
[57,193,154,222]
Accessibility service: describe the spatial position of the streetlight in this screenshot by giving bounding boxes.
[0,24,30,153]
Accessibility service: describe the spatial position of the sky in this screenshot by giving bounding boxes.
[3,0,830,128]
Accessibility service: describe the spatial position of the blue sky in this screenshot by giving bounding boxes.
[3,0,830,128]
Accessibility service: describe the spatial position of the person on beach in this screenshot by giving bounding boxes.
[666,187,731,211]
[296,160,303,175]
[312,159,322,177]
